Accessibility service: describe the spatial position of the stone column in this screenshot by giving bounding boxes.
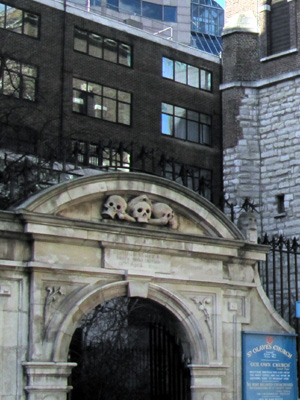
[23,362,77,400]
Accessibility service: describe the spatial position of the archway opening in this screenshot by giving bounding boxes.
[68,296,191,400]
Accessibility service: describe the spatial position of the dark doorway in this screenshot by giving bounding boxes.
[68,297,191,400]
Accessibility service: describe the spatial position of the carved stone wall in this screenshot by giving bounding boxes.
[0,172,293,400]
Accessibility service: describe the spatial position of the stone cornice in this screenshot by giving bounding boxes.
[220,68,300,91]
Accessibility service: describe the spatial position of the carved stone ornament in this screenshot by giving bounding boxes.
[101,194,178,229]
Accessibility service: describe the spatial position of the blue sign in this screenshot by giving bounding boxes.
[296,302,300,318]
[242,332,298,400]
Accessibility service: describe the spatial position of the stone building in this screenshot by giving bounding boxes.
[222,0,300,238]
[0,171,294,399]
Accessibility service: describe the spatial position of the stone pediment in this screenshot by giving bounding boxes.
[15,172,243,239]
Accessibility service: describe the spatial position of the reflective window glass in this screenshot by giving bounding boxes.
[103,86,116,99]
[107,0,119,10]
[119,44,131,67]
[74,28,88,53]
[174,117,186,140]
[103,97,117,122]
[162,103,173,114]
[120,0,141,14]
[73,78,87,91]
[6,7,22,33]
[164,6,177,22]
[118,102,131,125]
[142,2,162,20]
[24,12,39,38]
[103,38,118,63]
[3,70,20,97]
[161,114,173,135]
[175,61,187,84]
[187,121,199,142]
[89,33,102,58]
[162,57,173,79]
[90,0,101,5]
[118,90,131,103]
[87,82,102,95]
[174,106,186,118]
[0,4,5,28]
[188,65,199,88]
[72,89,86,113]
[200,69,211,91]
[23,76,36,101]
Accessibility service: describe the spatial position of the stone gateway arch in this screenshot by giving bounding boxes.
[0,172,293,400]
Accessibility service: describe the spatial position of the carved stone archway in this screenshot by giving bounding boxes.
[0,172,292,400]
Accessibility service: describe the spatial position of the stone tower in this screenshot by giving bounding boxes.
[222,0,300,238]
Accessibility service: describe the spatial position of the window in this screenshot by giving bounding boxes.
[161,103,211,145]
[72,78,131,125]
[276,194,285,214]
[269,0,290,55]
[72,140,131,171]
[107,0,176,22]
[74,27,132,67]
[162,57,212,91]
[161,160,212,200]
[0,3,39,38]
[0,58,37,101]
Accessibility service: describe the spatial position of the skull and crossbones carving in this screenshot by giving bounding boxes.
[101,194,178,228]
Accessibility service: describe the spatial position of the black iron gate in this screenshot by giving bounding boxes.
[258,235,300,390]
[69,322,191,400]
[149,323,191,400]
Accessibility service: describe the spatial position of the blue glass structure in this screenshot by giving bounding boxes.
[191,0,224,55]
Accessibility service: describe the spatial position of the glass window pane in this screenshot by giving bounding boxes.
[164,6,177,22]
[120,0,141,14]
[161,113,173,135]
[103,97,116,122]
[119,43,131,67]
[118,90,131,103]
[6,7,22,33]
[24,12,39,37]
[175,61,187,84]
[162,103,173,115]
[174,106,186,118]
[118,102,131,125]
[201,124,211,145]
[6,59,20,72]
[187,121,199,142]
[22,64,37,78]
[142,2,162,20]
[103,38,118,63]
[3,70,20,97]
[103,86,116,99]
[200,113,211,125]
[89,33,102,58]
[188,65,199,88]
[162,57,173,79]
[73,89,86,113]
[22,76,36,101]
[73,78,87,91]
[87,93,102,118]
[174,117,186,139]
[0,5,5,28]
[74,28,88,53]
[187,110,199,121]
[107,0,118,11]
[90,0,102,5]
[201,69,212,91]
[88,82,102,95]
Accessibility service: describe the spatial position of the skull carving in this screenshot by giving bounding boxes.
[130,201,152,223]
[151,202,178,229]
[102,195,127,219]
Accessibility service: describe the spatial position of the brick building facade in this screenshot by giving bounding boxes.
[0,0,223,208]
